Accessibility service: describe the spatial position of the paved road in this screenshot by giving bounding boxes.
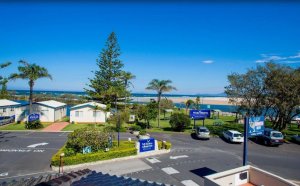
[0,131,299,186]
[0,131,68,181]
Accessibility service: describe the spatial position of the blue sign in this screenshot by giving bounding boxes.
[82,146,92,154]
[28,113,40,122]
[139,138,155,152]
[189,110,210,120]
[248,116,265,136]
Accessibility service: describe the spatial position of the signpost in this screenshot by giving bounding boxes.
[243,116,265,166]
[139,138,155,153]
[82,146,92,154]
[28,113,40,122]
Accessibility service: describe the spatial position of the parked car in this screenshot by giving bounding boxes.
[196,126,210,139]
[259,128,284,146]
[223,130,244,143]
[291,134,300,144]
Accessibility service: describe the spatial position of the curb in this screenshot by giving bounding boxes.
[51,149,171,172]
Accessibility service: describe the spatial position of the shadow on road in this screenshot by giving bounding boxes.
[190,167,217,178]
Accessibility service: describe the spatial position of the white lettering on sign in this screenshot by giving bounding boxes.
[27,142,48,148]
[0,149,45,153]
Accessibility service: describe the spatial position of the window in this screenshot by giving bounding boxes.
[75,111,83,117]
[93,111,101,117]
[11,107,14,111]
[3,108,6,112]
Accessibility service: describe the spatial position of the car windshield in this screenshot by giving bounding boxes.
[233,133,243,137]
[272,132,283,138]
[199,129,209,132]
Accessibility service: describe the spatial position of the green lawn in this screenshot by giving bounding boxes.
[0,123,52,131]
[62,123,106,131]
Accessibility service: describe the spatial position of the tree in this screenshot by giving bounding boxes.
[146,79,176,127]
[0,62,12,99]
[160,98,174,119]
[195,96,200,110]
[136,101,158,129]
[169,113,191,132]
[10,60,52,114]
[185,99,195,114]
[85,32,134,107]
[225,62,300,131]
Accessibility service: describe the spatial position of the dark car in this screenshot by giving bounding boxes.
[259,128,284,146]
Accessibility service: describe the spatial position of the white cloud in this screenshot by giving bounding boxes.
[256,52,300,64]
[202,60,214,64]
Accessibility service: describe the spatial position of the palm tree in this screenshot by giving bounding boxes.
[146,79,176,127]
[195,96,200,110]
[121,71,136,108]
[10,60,52,114]
[185,99,195,114]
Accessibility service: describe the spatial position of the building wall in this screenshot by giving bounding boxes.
[0,106,16,117]
[70,107,106,123]
[15,106,28,122]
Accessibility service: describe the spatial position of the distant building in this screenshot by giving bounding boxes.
[32,100,67,122]
[70,102,107,123]
[0,99,27,123]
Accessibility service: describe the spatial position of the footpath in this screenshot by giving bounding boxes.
[42,122,69,132]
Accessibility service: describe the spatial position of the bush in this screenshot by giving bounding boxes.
[139,129,147,135]
[51,141,136,166]
[25,120,43,129]
[66,127,110,153]
[158,141,172,150]
[131,125,142,131]
[169,113,191,131]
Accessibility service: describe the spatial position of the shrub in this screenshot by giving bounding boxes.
[169,113,191,131]
[131,125,142,131]
[157,141,172,150]
[139,129,147,135]
[51,141,136,166]
[25,120,43,129]
[66,127,110,153]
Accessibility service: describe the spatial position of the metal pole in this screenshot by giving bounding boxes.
[194,119,196,129]
[243,117,248,166]
[117,113,120,147]
[202,119,204,127]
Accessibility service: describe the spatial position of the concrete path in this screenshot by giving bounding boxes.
[42,122,69,132]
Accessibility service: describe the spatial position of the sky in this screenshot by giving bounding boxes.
[0,2,300,94]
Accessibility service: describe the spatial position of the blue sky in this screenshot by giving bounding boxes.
[1,2,300,94]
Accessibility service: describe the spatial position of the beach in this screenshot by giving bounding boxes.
[131,96,233,105]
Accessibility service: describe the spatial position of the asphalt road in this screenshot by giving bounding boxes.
[0,131,299,186]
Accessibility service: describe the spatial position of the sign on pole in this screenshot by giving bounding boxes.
[189,110,208,120]
[82,146,92,154]
[248,116,265,137]
[139,138,155,153]
[28,113,40,122]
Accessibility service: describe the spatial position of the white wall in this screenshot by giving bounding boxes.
[15,105,28,122]
[32,104,55,122]
[54,107,67,121]
[70,107,106,123]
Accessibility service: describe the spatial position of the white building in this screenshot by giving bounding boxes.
[32,100,67,122]
[70,102,107,123]
[0,99,27,123]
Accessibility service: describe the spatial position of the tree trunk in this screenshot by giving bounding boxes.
[29,80,34,114]
[157,92,161,128]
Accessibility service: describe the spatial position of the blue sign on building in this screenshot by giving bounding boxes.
[248,116,265,136]
[189,110,210,120]
[139,138,155,153]
[28,113,40,122]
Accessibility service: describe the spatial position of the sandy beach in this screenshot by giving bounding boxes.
[131,96,233,105]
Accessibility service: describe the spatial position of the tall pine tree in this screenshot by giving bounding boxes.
[85,32,133,106]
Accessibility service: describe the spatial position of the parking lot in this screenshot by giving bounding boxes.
[0,131,300,185]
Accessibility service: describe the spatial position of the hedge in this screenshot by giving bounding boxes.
[51,141,136,166]
[157,141,172,150]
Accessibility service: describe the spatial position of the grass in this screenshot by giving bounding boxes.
[61,122,132,132]
[0,122,52,131]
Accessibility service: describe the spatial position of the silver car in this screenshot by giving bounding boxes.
[196,126,210,139]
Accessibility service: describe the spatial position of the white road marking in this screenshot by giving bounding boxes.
[0,149,45,153]
[181,180,199,186]
[146,157,161,164]
[161,167,179,175]
[170,155,188,160]
[27,142,48,148]
[0,172,8,177]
